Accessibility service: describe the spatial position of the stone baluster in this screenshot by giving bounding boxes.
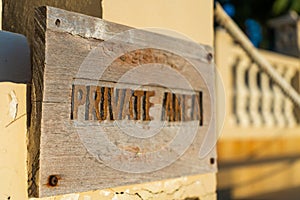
[272,65,286,127]
[228,56,238,125]
[235,59,251,126]
[248,62,263,126]
[283,66,297,127]
[261,71,275,127]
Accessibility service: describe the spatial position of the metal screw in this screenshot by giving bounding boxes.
[48,175,58,186]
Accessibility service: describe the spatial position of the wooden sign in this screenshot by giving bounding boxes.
[28,6,216,197]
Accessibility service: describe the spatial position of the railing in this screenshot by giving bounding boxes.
[216,29,300,136]
[215,6,300,198]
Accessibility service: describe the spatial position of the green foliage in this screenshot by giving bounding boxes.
[272,0,290,15]
[272,0,300,15]
[290,0,300,13]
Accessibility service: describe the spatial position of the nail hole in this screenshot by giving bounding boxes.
[55,19,61,27]
[207,53,213,62]
[210,158,215,165]
[120,55,126,61]
[48,175,58,186]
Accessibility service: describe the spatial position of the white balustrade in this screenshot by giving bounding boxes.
[248,63,263,126]
[217,30,299,129]
[272,65,286,127]
[235,59,251,126]
[283,67,298,127]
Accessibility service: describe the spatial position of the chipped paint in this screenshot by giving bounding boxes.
[100,190,111,196]
[9,91,18,120]
[61,194,79,200]
[29,174,216,199]
[111,194,118,200]
[83,195,91,200]
[124,189,130,194]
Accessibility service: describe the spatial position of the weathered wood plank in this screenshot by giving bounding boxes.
[29,6,216,197]
[2,0,102,45]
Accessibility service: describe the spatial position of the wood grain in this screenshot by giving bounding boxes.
[28,6,216,197]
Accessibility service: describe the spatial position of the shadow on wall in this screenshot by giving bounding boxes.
[218,187,300,200]
[217,154,300,200]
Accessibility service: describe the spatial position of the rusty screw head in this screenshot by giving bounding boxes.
[48,175,58,186]
[207,53,213,62]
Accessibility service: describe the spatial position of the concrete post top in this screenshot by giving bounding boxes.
[0,31,31,83]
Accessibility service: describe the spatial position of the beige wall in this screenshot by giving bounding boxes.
[103,0,213,46]
[0,1,215,199]
[0,84,27,200]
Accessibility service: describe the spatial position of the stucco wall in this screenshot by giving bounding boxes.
[103,0,213,46]
[0,1,215,199]
[0,83,28,200]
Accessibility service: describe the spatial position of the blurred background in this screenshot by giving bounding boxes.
[217,0,300,50]
[215,0,300,199]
